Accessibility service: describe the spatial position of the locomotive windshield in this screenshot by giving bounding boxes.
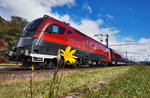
[16,17,46,47]
[22,17,45,36]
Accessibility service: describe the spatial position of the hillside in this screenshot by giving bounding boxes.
[0,16,29,48]
[0,16,8,33]
[0,16,8,25]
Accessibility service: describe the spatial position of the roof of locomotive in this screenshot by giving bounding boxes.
[43,15,107,48]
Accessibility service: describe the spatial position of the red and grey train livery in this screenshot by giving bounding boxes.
[111,49,127,65]
[3,15,128,68]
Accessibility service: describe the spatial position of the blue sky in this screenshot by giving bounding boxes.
[52,0,150,41]
[0,0,150,61]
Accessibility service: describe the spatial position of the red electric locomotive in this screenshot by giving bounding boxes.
[3,15,127,68]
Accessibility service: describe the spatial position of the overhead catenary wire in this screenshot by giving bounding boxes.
[109,43,139,46]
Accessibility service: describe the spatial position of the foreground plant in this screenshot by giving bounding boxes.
[60,46,78,64]
[30,65,34,98]
[46,46,78,98]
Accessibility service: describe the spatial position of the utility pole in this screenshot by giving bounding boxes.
[126,51,127,58]
[105,34,109,48]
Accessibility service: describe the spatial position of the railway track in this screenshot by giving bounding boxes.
[0,64,108,85]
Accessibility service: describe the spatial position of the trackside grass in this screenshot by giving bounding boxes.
[0,66,132,97]
[85,65,150,97]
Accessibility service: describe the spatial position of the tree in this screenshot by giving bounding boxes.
[0,16,29,48]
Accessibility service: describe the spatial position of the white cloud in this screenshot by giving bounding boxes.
[83,2,92,13]
[97,14,102,17]
[47,0,75,8]
[122,36,134,42]
[106,14,113,19]
[0,0,149,62]
[0,0,75,21]
[0,3,7,8]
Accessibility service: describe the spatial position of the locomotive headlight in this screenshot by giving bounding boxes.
[31,38,38,45]
[24,49,29,56]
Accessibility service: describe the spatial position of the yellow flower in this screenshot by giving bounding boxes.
[60,46,78,64]
[31,65,34,71]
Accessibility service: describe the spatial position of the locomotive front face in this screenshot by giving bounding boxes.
[16,17,45,48]
[8,17,48,62]
[9,16,67,63]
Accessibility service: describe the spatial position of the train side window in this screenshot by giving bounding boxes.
[59,26,66,34]
[45,24,66,34]
[67,30,72,34]
[53,25,59,33]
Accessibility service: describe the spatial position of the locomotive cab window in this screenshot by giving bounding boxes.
[67,30,72,34]
[45,24,66,34]
[53,25,59,33]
